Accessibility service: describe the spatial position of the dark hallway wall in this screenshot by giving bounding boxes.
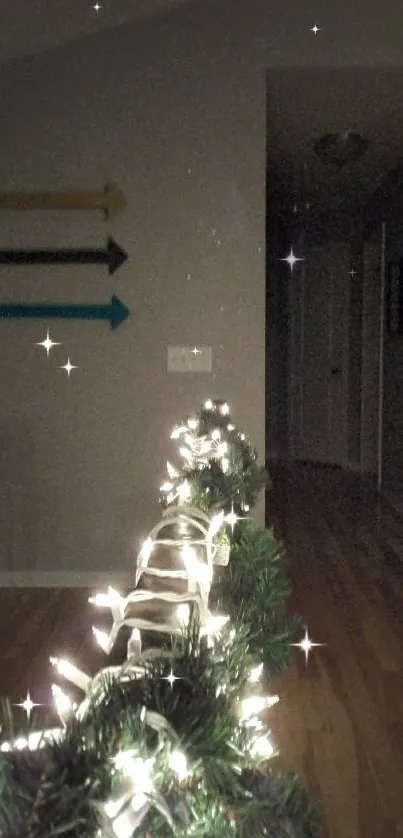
[266,173,289,461]
[383,223,403,489]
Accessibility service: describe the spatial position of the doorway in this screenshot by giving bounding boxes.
[288,243,350,466]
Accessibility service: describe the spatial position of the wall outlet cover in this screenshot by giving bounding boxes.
[167,346,212,373]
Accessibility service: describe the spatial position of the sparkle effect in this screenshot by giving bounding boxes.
[225,504,248,534]
[60,358,78,377]
[291,628,325,665]
[15,692,41,721]
[93,2,101,10]
[36,331,61,357]
[192,347,201,356]
[279,246,305,272]
[349,268,357,278]
[311,24,321,35]
[162,669,181,689]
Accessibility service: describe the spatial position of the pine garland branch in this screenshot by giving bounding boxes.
[0,399,322,838]
[212,520,303,674]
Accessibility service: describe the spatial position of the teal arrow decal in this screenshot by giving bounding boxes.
[0,294,130,330]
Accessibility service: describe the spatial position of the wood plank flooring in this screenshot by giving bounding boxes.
[0,463,402,838]
[269,463,403,838]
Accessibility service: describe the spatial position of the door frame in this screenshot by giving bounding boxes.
[288,244,350,468]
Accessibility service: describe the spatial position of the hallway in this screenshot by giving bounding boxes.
[0,464,402,837]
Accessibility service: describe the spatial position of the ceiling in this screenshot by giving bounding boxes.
[0,0,191,66]
[267,66,403,227]
[1,3,403,227]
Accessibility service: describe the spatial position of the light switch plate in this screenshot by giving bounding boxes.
[167,346,212,373]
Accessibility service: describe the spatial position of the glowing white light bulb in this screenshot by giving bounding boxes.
[113,749,144,774]
[178,479,191,502]
[50,657,90,691]
[52,684,73,724]
[251,734,275,758]
[177,604,191,626]
[167,461,179,478]
[241,695,279,719]
[89,586,123,608]
[127,628,142,657]
[209,511,225,537]
[171,426,187,439]
[249,663,263,682]
[204,399,214,410]
[14,737,28,749]
[203,614,229,637]
[169,749,188,781]
[92,627,110,653]
[220,403,230,415]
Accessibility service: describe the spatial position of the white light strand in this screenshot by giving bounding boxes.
[51,684,73,726]
[3,399,279,838]
[163,402,235,503]
[50,657,90,692]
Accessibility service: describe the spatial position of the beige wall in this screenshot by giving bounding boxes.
[0,0,401,584]
[0,1,268,584]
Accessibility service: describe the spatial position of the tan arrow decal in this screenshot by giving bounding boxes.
[0,183,126,219]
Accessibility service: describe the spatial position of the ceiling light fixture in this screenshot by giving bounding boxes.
[313,130,369,169]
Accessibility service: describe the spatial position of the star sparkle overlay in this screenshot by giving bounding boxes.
[290,628,325,665]
[36,331,61,357]
[14,691,41,722]
[162,669,181,689]
[311,24,321,35]
[226,504,249,533]
[60,358,78,377]
[278,246,305,272]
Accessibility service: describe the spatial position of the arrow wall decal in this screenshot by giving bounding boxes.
[0,184,126,219]
[0,237,128,274]
[0,295,130,330]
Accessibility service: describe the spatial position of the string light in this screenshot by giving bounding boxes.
[3,397,279,838]
[51,684,73,726]
[248,663,264,682]
[50,657,90,692]
[92,627,110,653]
[169,749,188,781]
[240,695,279,720]
[251,734,275,758]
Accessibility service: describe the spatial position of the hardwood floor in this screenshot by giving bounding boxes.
[0,463,402,838]
[269,463,403,838]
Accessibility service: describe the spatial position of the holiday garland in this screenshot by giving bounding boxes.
[0,398,322,838]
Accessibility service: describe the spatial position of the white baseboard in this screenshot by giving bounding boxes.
[0,571,134,588]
